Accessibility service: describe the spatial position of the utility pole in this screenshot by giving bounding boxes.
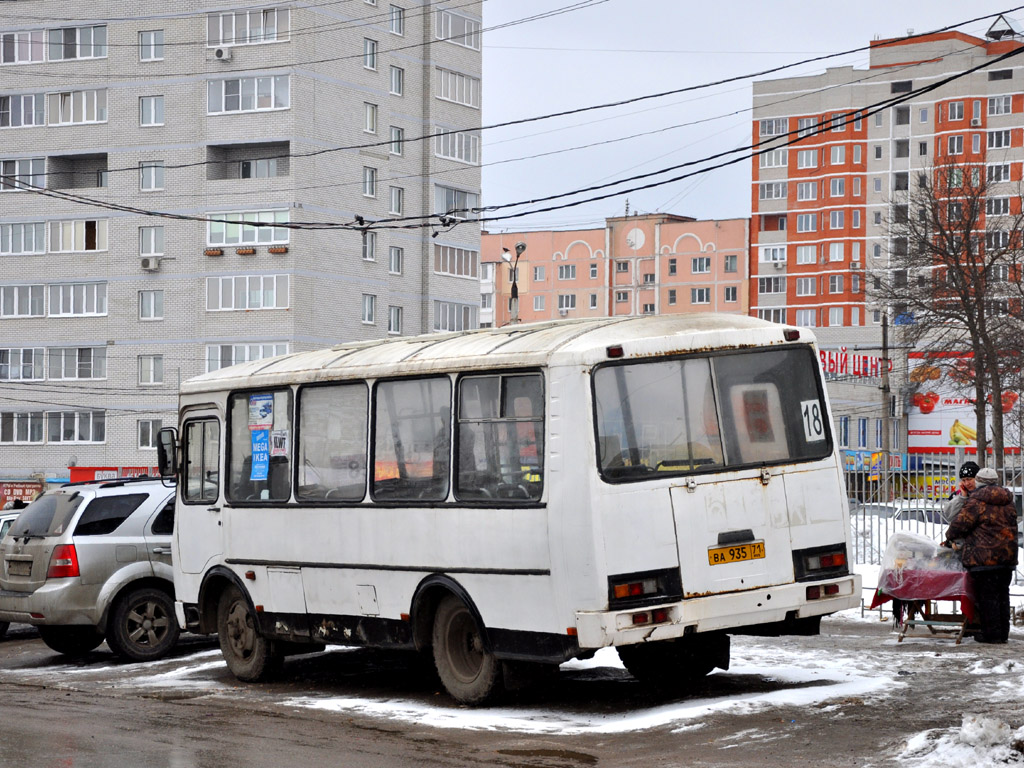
[881,310,892,502]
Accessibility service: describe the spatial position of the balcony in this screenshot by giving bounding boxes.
[47,153,108,190]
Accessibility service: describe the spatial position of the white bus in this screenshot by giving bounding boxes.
[158,315,860,704]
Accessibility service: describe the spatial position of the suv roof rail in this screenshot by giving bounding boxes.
[60,475,164,489]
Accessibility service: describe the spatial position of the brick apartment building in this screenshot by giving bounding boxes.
[750,16,1024,454]
[0,2,482,483]
[480,214,749,326]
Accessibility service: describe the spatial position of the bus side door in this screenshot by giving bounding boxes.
[176,413,223,575]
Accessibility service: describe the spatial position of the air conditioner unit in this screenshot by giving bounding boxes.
[851,261,861,269]
[970,118,981,127]
[140,257,160,271]
[558,308,568,316]
[212,46,232,61]
[773,261,785,270]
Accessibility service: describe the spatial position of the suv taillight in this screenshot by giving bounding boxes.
[47,544,79,579]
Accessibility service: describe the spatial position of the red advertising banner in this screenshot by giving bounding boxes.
[0,482,43,507]
[68,467,160,483]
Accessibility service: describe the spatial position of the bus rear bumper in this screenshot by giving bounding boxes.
[574,574,862,649]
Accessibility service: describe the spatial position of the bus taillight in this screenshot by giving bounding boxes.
[613,578,657,600]
[608,568,683,608]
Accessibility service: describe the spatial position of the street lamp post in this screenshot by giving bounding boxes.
[500,241,526,324]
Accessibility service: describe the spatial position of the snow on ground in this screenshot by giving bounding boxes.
[898,715,1024,767]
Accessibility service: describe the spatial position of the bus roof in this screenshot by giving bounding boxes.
[182,314,812,394]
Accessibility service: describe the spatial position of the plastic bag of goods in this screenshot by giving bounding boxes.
[880,531,964,591]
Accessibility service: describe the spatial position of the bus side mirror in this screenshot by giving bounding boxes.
[157,428,178,479]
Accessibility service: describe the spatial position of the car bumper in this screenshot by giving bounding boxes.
[574,574,861,649]
[0,581,103,626]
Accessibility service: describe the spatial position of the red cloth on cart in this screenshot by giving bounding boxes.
[869,569,976,622]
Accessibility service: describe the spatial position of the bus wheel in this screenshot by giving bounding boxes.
[217,585,282,681]
[432,595,501,705]
[618,633,730,687]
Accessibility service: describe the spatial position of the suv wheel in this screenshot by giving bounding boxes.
[106,587,180,662]
[0,621,9,639]
[38,626,104,656]
[217,584,282,681]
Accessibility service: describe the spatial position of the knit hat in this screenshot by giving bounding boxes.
[958,461,980,479]
[975,467,998,486]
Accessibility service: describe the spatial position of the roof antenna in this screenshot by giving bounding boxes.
[624,198,630,218]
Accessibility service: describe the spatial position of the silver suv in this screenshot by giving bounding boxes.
[0,478,179,661]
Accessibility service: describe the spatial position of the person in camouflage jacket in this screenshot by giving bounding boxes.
[944,467,1018,644]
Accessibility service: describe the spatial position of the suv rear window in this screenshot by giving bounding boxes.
[73,494,148,536]
[9,493,85,537]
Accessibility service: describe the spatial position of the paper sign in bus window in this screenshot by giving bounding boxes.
[270,429,289,457]
[249,394,274,430]
[250,429,270,481]
[728,384,788,463]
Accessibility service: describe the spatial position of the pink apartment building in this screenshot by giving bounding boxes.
[480,214,750,327]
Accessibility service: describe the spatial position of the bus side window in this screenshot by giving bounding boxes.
[373,377,451,502]
[183,419,219,503]
[296,383,368,502]
[227,390,293,503]
[456,373,544,502]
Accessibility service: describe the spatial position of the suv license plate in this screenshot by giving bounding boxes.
[708,542,765,566]
[6,560,31,577]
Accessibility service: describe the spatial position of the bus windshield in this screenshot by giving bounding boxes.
[594,346,831,480]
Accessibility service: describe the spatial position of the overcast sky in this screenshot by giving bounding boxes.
[479,1,1021,234]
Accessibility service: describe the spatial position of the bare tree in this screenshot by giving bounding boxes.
[877,160,1024,469]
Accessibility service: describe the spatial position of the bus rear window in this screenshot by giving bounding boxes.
[595,347,830,480]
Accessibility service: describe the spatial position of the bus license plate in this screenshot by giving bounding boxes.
[708,542,765,566]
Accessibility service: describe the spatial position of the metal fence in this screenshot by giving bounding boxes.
[844,451,1024,580]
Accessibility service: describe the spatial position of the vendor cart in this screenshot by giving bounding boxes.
[869,533,976,644]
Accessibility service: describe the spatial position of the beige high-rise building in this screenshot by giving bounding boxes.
[0,2,482,485]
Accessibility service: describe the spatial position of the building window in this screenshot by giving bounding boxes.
[0,94,44,128]
[206,275,289,310]
[760,149,787,168]
[46,89,108,126]
[830,210,844,229]
[364,102,377,133]
[796,149,817,169]
[894,106,910,125]
[795,277,815,296]
[388,305,403,334]
[363,38,377,69]
[795,309,816,327]
[0,412,45,443]
[796,182,816,201]
[830,178,845,197]
[362,231,377,261]
[558,294,577,311]
[140,161,164,191]
[829,242,844,261]
[796,245,815,264]
[208,210,288,245]
[641,303,655,315]
[139,419,162,449]
[207,75,289,113]
[139,95,164,126]
[759,181,787,200]
[616,261,629,273]
[362,167,377,197]
[434,128,480,165]
[138,355,164,385]
[759,118,787,136]
[829,275,844,293]
[389,246,403,274]
[691,288,710,304]
[589,294,597,309]
[0,222,45,255]
[757,308,786,323]
[948,135,963,155]
[436,67,481,108]
[724,286,737,303]
[857,418,867,448]
[139,226,164,257]
[46,411,105,444]
[434,245,478,278]
[986,197,1010,216]
[434,185,479,218]
[48,283,107,316]
[615,291,629,303]
[829,307,844,326]
[390,5,405,35]
[533,265,545,281]
[558,264,576,280]
[0,348,44,380]
[760,245,786,263]
[667,258,677,275]
[988,129,1012,149]
[362,294,376,324]
[532,295,544,312]
[891,80,912,94]
[797,117,817,137]
[389,125,404,155]
[667,289,676,305]
[139,30,163,61]
[839,416,849,448]
[758,277,785,294]
[691,257,710,273]
[139,289,163,320]
[796,213,816,233]
[240,158,278,179]
[830,145,845,165]
[206,9,290,46]
[0,30,45,64]
[390,66,404,95]
[989,96,1012,116]
[387,186,404,215]
[48,26,107,60]
[723,254,737,272]
[0,285,44,317]
[50,348,107,378]
[434,301,478,332]
[435,9,481,50]
[206,343,287,373]
[0,157,44,192]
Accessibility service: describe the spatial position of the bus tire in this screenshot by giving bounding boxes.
[217,584,282,681]
[432,595,501,705]
[618,633,729,687]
